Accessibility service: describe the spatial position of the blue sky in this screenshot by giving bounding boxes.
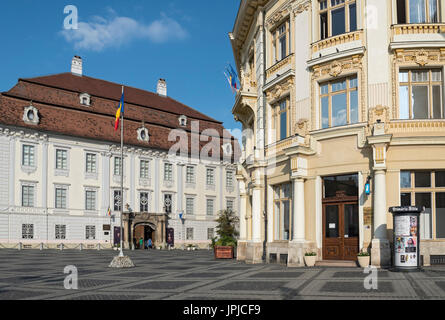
[0,0,242,133]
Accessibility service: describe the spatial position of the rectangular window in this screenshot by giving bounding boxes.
[55,225,66,240]
[206,168,215,186]
[319,0,356,40]
[113,190,122,211]
[55,188,67,209]
[140,160,150,179]
[164,163,173,182]
[275,99,289,141]
[226,171,234,188]
[86,153,97,173]
[85,190,96,211]
[274,183,292,241]
[227,199,234,212]
[207,199,214,216]
[186,166,195,184]
[399,69,443,119]
[164,194,172,214]
[186,198,194,215]
[273,20,290,62]
[207,228,214,240]
[86,226,96,240]
[114,157,122,176]
[22,185,34,207]
[22,224,34,239]
[22,145,35,167]
[56,149,68,170]
[397,0,440,24]
[186,228,194,240]
[400,170,445,239]
[140,192,149,212]
[320,75,358,129]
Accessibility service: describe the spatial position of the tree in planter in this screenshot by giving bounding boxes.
[214,209,239,248]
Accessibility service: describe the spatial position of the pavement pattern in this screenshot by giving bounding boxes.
[0,249,444,300]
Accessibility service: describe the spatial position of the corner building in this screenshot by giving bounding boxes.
[231,0,445,267]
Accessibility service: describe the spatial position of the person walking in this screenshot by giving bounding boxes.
[148,238,153,249]
[139,237,143,250]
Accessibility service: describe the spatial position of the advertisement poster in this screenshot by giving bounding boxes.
[167,228,174,247]
[394,215,418,267]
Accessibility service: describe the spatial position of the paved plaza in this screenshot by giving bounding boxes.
[0,249,444,300]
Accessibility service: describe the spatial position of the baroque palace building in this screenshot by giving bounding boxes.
[231,0,445,267]
[0,56,239,250]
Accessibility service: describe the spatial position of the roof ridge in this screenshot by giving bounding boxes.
[21,72,223,124]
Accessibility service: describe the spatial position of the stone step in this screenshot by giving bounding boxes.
[315,260,358,268]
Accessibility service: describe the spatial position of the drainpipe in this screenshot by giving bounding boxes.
[262,6,268,262]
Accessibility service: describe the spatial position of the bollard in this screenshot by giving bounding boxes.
[40,243,44,251]
[79,243,83,251]
[97,243,101,251]
[18,242,22,251]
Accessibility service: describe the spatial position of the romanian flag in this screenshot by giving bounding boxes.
[114,90,125,131]
[107,207,111,217]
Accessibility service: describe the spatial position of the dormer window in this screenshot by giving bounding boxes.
[178,115,188,127]
[137,127,150,143]
[23,105,39,125]
[79,93,91,106]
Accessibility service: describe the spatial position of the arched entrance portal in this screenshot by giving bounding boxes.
[123,212,167,249]
[134,222,156,249]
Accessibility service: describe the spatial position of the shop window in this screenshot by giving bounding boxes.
[397,0,440,24]
[319,0,357,40]
[399,69,443,120]
[320,76,358,129]
[400,171,445,239]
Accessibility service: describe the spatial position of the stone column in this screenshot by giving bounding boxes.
[246,183,263,264]
[288,177,306,267]
[368,126,392,267]
[237,184,248,261]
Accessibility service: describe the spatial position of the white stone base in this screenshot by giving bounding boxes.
[109,255,135,268]
[371,239,391,267]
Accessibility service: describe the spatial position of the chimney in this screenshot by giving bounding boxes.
[71,56,83,76]
[157,79,167,97]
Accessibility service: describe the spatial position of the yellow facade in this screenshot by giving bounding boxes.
[231,0,445,267]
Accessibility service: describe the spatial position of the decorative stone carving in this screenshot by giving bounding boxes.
[329,61,343,77]
[266,77,294,102]
[312,54,363,80]
[368,106,390,135]
[415,49,429,66]
[266,0,293,29]
[295,119,310,137]
[293,0,311,15]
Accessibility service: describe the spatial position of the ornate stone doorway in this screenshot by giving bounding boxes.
[123,212,167,249]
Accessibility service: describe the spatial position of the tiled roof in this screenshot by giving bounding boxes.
[0,73,239,160]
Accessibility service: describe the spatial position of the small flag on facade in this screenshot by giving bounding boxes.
[107,207,111,217]
[114,89,125,131]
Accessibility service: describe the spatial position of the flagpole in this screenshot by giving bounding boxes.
[119,85,124,257]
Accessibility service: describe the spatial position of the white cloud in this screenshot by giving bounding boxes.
[61,11,188,51]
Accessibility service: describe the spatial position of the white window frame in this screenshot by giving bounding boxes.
[55,147,70,177]
[85,225,96,240]
[21,182,36,208]
[22,224,34,239]
[21,143,37,173]
[206,198,215,216]
[54,184,69,211]
[55,224,66,240]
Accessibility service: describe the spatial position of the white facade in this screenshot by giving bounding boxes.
[0,126,238,249]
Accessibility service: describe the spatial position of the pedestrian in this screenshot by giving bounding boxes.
[148,238,153,249]
[139,237,143,250]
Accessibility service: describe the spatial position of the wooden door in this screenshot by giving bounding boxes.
[323,200,359,261]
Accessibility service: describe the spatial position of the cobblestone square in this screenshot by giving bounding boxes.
[0,249,445,300]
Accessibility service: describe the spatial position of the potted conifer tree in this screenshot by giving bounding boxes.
[213,209,239,259]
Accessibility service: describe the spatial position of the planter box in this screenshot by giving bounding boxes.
[358,256,370,268]
[214,246,234,259]
[304,255,317,267]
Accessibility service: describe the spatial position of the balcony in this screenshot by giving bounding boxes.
[390,24,445,49]
[265,135,305,157]
[266,54,294,83]
[310,31,364,60]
